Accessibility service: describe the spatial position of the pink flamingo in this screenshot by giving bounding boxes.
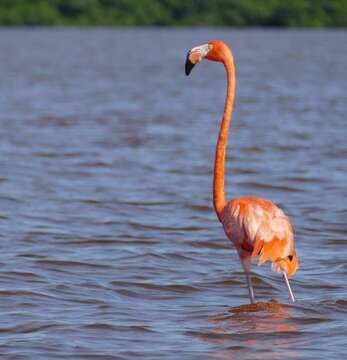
[185,40,299,304]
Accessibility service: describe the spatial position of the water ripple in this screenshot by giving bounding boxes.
[0,28,346,359]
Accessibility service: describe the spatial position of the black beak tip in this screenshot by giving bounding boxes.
[185,51,195,76]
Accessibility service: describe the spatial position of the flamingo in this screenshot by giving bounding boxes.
[185,40,299,304]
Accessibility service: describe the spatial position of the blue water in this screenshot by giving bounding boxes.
[0,28,346,359]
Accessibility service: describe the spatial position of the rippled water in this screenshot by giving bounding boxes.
[0,28,346,359]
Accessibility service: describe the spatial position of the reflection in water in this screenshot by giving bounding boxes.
[207,301,302,359]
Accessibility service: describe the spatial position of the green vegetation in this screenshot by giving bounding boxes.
[0,0,346,27]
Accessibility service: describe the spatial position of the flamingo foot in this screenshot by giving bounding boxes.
[245,272,256,304]
[282,271,295,303]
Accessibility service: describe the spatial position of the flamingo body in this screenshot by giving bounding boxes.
[221,197,298,277]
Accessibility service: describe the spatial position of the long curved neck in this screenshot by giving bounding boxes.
[213,54,235,222]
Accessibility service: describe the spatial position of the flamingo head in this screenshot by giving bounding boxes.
[185,40,231,75]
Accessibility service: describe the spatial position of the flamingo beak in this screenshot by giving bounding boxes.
[185,52,195,76]
[185,43,211,76]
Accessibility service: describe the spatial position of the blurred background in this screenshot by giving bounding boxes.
[0,0,347,27]
[0,1,346,360]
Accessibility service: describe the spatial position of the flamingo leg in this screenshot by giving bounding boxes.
[245,272,256,304]
[283,271,295,303]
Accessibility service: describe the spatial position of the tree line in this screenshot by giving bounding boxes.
[0,0,346,27]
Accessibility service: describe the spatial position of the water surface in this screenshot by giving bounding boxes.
[0,28,346,359]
